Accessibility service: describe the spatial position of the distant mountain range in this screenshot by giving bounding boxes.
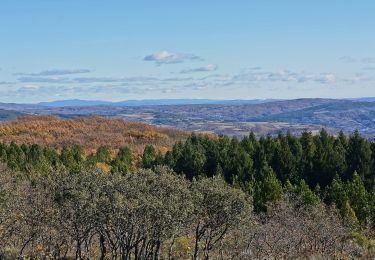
[0,98,375,138]
[37,99,278,107]
[350,97,375,102]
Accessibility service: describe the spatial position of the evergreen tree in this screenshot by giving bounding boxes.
[254,161,283,212]
[272,133,301,184]
[142,145,156,169]
[111,147,133,175]
[60,145,82,173]
[0,143,8,162]
[299,131,316,186]
[95,145,111,164]
[346,131,373,188]
[28,144,50,173]
[341,201,359,227]
[6,142,26,171]
[43,147,61,168]
[347,172,369,223]
[174,137,207,180]
[326,175,348,209]
[295,179,320,206]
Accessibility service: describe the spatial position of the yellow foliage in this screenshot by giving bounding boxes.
[96,162,111,173]
[172,236,194,259]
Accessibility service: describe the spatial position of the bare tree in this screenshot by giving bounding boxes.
[191,176,251,260]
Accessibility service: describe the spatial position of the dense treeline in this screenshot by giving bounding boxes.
[144,130,375,223]
[1,130,375,258]
[0,142,134,175]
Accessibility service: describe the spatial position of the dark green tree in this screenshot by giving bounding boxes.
[142,145,163,169]
[346,131,373,187]
[111,147,133,175]
[254,161,283,212]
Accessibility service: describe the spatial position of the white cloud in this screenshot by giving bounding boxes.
[180,64,218,74]
[143,50,202,64]
[17,76,71,83]
[231,69,337,84]
[16,69,92,76]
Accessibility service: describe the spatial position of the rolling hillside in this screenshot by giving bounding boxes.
[0,116,189,154]
[0,109,24,122]
[1,98,375,137]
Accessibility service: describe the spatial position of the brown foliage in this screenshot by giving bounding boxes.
[0,116,189,154]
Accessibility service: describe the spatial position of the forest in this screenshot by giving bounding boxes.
[1,129,375,259]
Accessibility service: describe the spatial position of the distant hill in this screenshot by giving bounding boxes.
[0,116,189,154]
[37,99,277,107]
[252,100,375,136]
[351,97,375,102]
[38,99,114,107]
[0,109,25,122]
[1,98,375,138]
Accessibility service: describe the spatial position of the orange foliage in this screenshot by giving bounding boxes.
[0,116,189,155]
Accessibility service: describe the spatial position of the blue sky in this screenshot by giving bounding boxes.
[1,0,375,103]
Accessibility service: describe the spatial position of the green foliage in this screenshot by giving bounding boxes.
[163,131,375,224]
[141,145,163,169]
[295,180,320,206]
[94,145,111,164]
[254,162,283,212]
[347,173,369,223]
[346,131,373,187]
[0,128,375,231]
[111,147,133,175]
[341,201,359,227]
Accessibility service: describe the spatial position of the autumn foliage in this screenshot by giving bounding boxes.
[0,116,188,155]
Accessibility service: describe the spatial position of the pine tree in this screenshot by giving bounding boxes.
[142,145,157,169]
[254,161,283,212]
[347,172,369,223]
[95,145,111,164]
[341,201,359,227]
[296,180,320,206]
[326,175,348,208]
[346,131,373,188]
[111,147,133,175]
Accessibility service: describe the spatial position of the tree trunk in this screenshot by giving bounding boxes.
[154,240,161,260]
[100,234,107,260]
[192,223,201,260]
[76,239,82,260]
[168,235,176,260]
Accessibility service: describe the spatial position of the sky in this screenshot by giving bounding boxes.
[0,0,375,103]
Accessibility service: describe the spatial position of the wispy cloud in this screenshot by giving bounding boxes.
[339,56,375,64]
[362,66,375,71]
[11,65,374,102]
[15,67,339,91]
[73,76,158,83]
[17,76,71,83]
[231,69,337,84]
[339,56,357,63]
[15,69,92,76]
[73,77,124,83]
[0,81,12,85]
[180,64,218,74]
[361,58,375,64]
[144,50,202,64]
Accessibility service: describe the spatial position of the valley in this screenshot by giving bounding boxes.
[1,98,374,138]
